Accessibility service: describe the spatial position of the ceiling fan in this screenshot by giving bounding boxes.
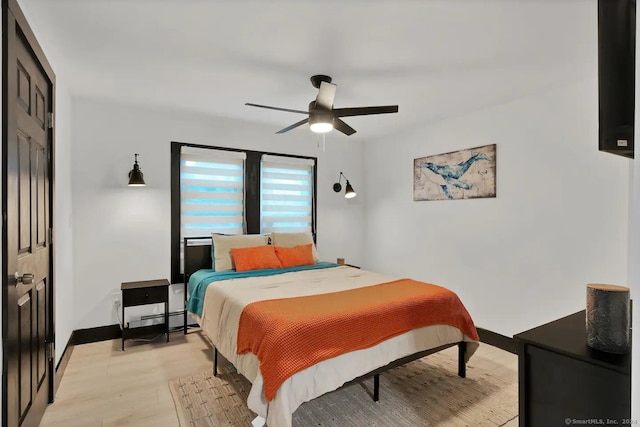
[245,75,399,136]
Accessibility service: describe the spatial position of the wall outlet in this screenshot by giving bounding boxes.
[111,290,121,309]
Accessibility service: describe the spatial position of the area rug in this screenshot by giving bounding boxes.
[169,352,517,427]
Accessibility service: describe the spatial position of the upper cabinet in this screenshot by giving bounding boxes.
[598,0,635,159]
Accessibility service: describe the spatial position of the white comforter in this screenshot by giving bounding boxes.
[196,265,479,427]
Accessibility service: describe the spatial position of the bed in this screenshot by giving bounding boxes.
[183,236,480,427]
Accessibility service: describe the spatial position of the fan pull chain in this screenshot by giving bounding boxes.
[314,134,327,152]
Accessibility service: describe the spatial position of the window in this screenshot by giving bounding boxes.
[260,155,314,234]
[178,147,246,273]
[170,143,316,283]
[181,147,246,236]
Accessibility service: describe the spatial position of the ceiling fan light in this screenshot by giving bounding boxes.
[245,75,398,136]
[310,121,333,133]
[309,113,334,133]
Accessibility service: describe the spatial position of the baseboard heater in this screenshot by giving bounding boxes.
[134,310,198,330]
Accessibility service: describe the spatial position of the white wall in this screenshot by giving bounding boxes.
[1,3,4,412]
[71,97,365,329]
[627,160,639,423]
[627,13,640,419]
[363,78,630,338]
[53,79,74,363]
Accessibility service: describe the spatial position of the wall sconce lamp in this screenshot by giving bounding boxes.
[333,172,356,199]
[128,153,146,186]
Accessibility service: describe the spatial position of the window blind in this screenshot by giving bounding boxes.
[260,154,314,234]
[180,147,246,271]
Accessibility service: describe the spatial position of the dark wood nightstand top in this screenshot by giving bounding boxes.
[513,310,631,375]
[121,279,170,290]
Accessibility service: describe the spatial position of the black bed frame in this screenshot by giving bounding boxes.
[183,236,468,403]
[183,236,214,334]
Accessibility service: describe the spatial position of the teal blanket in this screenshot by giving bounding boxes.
[187,262,340,317]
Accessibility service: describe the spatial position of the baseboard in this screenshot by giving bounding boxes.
[73,324,121,345]
[476,327,516,354]
[54,332,75,395]
[71,316,199,346]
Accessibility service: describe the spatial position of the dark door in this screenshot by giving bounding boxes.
[3,1,56,426]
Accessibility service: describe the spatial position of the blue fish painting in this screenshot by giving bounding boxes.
[413,144,496,201]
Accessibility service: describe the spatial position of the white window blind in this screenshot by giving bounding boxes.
[260,154,314,234]
[180,147,245,271]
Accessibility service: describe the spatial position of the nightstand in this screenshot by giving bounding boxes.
[514,310,631,426]
[121,279,170,351]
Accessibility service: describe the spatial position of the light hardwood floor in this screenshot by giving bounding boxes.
[41,330,519,427]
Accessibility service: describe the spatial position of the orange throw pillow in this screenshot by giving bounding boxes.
[230,245,282,272]
[274,243,316,268]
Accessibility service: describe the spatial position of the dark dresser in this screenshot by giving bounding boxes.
[513,310,631,427]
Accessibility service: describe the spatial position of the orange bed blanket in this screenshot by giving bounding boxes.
[236,278,479,401]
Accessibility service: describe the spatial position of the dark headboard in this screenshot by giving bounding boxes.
[183,236,212,283]
[183,236,212,331]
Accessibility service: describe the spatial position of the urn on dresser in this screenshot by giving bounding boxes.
[586,283,631,354]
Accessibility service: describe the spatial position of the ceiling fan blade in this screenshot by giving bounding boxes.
[334,118,356,136]
[276,118,309,134]
[332,105,399,117]
[245,103,309,115]
[315,82,337,109]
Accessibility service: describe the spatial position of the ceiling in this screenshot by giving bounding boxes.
[20,0,596,140]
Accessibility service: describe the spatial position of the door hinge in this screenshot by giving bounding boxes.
[47,112,54,129]
[47,341,55,362]
[48,228,53,245]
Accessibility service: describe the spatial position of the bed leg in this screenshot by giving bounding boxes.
[458,341,467,378]
[373,374,380,402]
[214,347,218,377]
[184,273,188,335]
[183,307,187,335]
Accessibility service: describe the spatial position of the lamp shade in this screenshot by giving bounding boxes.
[333,172,356,199]
[128,154,146,186]
[344,180,356,198]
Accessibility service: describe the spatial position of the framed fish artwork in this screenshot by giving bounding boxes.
[413,144,496,201]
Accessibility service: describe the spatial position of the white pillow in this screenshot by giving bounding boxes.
[269,232,320,263]
[212,234,269,272]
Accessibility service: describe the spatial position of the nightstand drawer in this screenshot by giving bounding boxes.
[122,286,167,306]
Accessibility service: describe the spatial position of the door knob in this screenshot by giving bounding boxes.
[15,272,34,284]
